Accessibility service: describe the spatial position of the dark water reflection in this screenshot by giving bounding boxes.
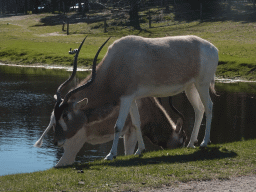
[166,83,256,145]
[0,65,256,176]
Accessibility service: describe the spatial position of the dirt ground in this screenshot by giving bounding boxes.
[144,175,256,192]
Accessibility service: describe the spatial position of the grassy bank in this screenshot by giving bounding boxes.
[1,139,256,191]
[1,12,256,79]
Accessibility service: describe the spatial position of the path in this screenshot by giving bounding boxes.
[144,175,256,192]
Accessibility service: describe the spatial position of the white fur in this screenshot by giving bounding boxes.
[67,113,72,121]
[54,125,138,167]
[136,83,193,98]
[59,118,68,131]
[55,128,86,167]
[105,94,137,160]
[104,35,218,159]
[36,35,219,163]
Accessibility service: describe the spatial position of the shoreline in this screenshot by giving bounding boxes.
[215,77,256,83]
[1,63,256,83]
[0,63,91,72]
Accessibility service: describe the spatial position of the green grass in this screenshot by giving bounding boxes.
[1,11,256,191]
[1,12,256,79]
[1,139,256,191]
[0,14,115,66]
[0,21,113,66]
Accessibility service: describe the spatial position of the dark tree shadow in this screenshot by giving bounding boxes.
[28,2,256,29]
[0,13,26,19]
[32,11,110,27]
[222,11,256,23]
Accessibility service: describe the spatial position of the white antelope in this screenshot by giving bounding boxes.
[42,96,186,167]
[34,35,218,162]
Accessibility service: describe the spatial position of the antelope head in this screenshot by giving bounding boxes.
[53,37,111,147]
[166,118,187,149]
[34,36,111,148]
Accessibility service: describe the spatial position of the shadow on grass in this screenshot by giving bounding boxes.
[32,12,108,27]
[74,146,237,169]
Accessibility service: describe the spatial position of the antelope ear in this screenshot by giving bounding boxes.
[74,98,88,110]
[175,118,183,133]
[54,94,57,101]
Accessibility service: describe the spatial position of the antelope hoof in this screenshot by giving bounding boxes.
[200,140,210,148]
[134,149,145,156]
[104,153,116,160]
[187,143,196,148]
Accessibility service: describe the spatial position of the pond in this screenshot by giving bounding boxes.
[1,65,256,176]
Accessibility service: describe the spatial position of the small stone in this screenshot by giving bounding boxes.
[77,170,84,173]
[78,181,85,185]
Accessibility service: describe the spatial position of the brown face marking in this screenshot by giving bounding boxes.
[53,101,88,146]
[53,102,68,145]
[64,109,87,139]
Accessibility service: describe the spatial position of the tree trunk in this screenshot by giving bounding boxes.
[78,0,82,13]
[32,0,40,14]
[24,0,28,14]
[129,0,141,30]
[82,0,89,18]
[15,0,18,15]
[1,0,5,15]
[51,0,58,14]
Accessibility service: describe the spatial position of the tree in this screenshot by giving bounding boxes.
[129,0,141,30]
[1,0,5,14]
[77,0,82,13]
[51,0,58,13]
[174,0,222,21]
[82,0,89,18]
[32,0,41,13]
[24,0,28,14]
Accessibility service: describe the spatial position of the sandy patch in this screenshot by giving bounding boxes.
[145,175,256,192]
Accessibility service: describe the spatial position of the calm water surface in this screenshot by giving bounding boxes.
[1,65,256,176]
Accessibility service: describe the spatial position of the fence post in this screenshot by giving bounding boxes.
[104,18,107,33]
[227,0,231,11]
[148,11,152,28]
[67,18,69,35]
[200,3,202,21]
[62,21,65,31]
[87,14,90,24]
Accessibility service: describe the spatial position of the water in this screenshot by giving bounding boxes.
[168,82,256,145]
[0,65,91,176]
[1,65,256,176]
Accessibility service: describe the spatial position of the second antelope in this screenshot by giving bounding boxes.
[35,35,219,161]
[38,96,186,167]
